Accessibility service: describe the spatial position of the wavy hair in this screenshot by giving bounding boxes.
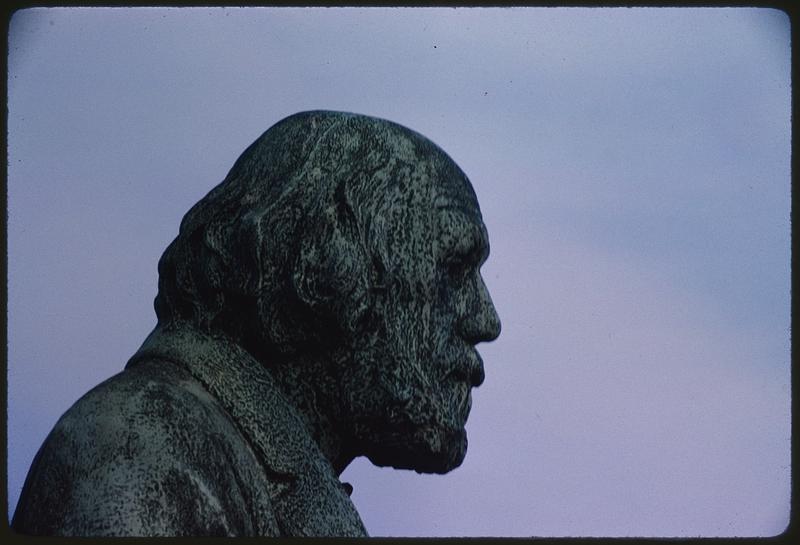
[154,110,450,363]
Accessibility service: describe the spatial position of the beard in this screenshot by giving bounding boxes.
[336,321,473,474]
[360,395,470,475]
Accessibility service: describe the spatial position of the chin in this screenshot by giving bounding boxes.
[364,424,469,474]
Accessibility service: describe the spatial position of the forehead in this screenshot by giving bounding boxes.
[431,155,481,215]
[428,156,488,251]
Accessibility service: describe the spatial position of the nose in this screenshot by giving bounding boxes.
[459,273,501,344]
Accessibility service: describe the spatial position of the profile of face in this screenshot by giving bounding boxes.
[337,142,501,474]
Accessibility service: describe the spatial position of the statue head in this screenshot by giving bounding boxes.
[154,110,501,474]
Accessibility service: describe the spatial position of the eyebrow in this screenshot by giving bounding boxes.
[438,212,489,262]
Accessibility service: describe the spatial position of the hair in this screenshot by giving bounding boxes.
[154,110,449,363]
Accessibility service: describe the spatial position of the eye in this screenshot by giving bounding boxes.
[445,255,471,281]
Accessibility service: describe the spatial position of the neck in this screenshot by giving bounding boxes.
[141,322,356,476]
[267,354,355,476]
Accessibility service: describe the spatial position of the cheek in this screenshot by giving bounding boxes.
[344,267,461,410]
[383,283,437,355]
[430,278,461,354]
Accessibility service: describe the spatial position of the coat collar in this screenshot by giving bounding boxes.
[126,322,368,537]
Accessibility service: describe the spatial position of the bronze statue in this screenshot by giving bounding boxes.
[12,111,501,536]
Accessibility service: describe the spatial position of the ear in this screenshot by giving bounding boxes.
[291,187,373,337]
[292,229,361,309]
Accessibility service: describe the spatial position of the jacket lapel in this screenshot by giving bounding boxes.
[127,323,368,537]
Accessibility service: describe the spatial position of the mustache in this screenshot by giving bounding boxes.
[344,334,485,422]
[443,346,485,388]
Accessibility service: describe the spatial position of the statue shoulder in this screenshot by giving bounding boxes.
[12,359,281,536]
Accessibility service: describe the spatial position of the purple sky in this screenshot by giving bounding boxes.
[7,7,791,537]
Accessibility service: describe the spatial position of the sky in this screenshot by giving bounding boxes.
[6,7,791,537]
